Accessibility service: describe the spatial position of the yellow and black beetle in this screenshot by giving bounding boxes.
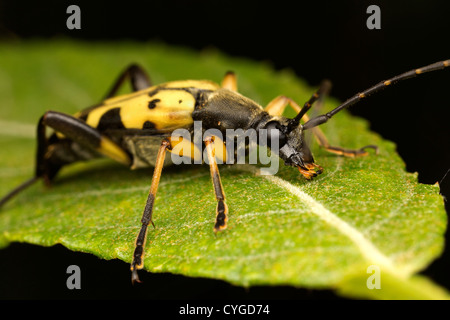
[0,60,449,283]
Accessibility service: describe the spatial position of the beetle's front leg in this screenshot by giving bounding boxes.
[264,88,378,157]
[204,136,228,232]
[131,139,171,284]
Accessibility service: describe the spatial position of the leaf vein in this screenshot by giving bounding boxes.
[237,164,411,277]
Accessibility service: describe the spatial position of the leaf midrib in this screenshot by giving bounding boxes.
[236,164,413,279]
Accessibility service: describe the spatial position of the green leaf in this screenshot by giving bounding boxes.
[0,40,447,299]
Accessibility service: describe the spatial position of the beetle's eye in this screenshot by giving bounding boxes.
[265,121,287,147]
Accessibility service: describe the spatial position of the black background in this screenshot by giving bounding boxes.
[0,0,449,302]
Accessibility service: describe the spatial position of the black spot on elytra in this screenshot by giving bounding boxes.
[178,99,182,104]
[96,107,125,131]
[142,121,156,129]
[148,99,160,109]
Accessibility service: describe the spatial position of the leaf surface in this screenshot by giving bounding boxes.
[0,41,447,299]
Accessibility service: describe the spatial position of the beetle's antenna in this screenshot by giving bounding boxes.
[0,176,41,209]
[288,80,332,131]
[303,59,450,130]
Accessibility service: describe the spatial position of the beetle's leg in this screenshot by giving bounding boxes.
[1,110,131,208]
[38,111,131,173]
[131,139,170,284]
[103,64,152,99]
[264,88,377,157]
[0,176,40,208]
[221,71,238,92]
[204,136,228,232]
[0,111,64,207]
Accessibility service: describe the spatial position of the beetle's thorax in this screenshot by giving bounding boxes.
[192,88,268,133]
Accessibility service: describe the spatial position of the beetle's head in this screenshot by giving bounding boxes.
[263,118,323,179]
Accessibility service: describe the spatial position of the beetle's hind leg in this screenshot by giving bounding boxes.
[38,111,131,170]
[131,139,170,284]
[103,64,152,99]
[264,83,378,157]
[1,110,130,208]
[0,176,41,208]
[204,136,228,232]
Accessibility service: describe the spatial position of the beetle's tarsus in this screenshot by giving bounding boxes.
[130,258,143,285]
[213,223,227,233]
[360,145,379,155]
[131,268,142,285]
[213,199,228,232]
[0,176,41,209]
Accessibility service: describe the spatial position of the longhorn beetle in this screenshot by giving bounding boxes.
[0,59,449,283]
